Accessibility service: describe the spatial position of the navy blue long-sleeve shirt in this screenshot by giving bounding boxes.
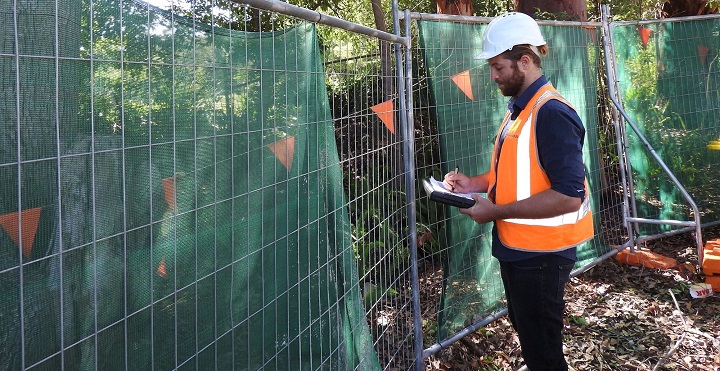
[492,75,586,262]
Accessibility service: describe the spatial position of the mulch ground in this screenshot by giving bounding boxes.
[420,227,720,371]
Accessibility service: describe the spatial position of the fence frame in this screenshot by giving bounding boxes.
[232,1,426,367]
[5,0,720,368]
[402,6,720,363]
[207,2,720,367]
[401,10,628,361]
[601,4,708,260]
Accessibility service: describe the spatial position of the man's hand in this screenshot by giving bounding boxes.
[443,171,468,193]
[443,171,490,194]
[459,195,496,223]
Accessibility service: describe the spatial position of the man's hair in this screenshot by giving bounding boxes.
[501,44,548,68]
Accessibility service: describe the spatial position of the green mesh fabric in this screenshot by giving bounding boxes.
[417,20,611,338]
[611,19,720,234]
[0,2,377,369]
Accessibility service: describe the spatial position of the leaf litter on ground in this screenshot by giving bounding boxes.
[421,227,720,370]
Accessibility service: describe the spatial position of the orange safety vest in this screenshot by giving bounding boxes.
[487,84,594,252]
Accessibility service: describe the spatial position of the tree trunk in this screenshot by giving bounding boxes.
[662,0,718,17]
[370,0,403,185]
[370,0,394,101]
[514,0,587,21]
[436,0,474,15]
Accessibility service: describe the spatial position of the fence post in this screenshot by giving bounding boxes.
[392,2,424,369]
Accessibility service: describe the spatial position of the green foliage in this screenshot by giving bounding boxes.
[348,175,410,283]
[616,21,720,224]
[422,318,438,336]
[587,0,663,21]
[363,283,399,309]
[568,314,588,326]
[533,10,576,21]
[467,0,514,17]
[624,44,667,133]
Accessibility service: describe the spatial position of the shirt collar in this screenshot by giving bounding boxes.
[508,75,549,119]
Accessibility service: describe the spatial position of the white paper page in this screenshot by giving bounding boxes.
[429,176,476,199]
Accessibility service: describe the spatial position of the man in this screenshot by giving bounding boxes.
[444,12,594,371]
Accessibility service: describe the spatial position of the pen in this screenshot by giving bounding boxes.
[452,166,459,192]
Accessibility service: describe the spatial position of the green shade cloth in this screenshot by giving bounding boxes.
[417,20,611,338]
[611,20,720,234]
[0,1,378,369]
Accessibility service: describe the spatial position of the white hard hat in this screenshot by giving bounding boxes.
[475,12,546,60]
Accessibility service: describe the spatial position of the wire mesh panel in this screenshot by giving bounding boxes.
[318,21,419,371]
[409,16,618,349]
[10,0,710,368]
[0,0,414,369]
[609,17,720,237]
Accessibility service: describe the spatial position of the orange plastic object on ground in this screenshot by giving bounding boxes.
[705,275,720,293]
[615,249,679,269]
[702,239,720,292]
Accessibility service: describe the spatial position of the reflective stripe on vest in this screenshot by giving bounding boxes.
[491,84,594,251]
[504,195,591,226]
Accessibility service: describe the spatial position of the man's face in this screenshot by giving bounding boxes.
[488,56,525,97]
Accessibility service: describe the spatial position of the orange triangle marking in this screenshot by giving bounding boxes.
[371,100,395,134]
[162,176,177,211]
[451,70,474,100]
[0,207,42,258]
[638,26,652,48]
[157,258,167,277]
[698,45,710,66]
[267,136,296,171]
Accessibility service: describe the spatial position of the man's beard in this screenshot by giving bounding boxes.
[498,64,525,97]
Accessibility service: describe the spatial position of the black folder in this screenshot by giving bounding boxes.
[422,177,476,209]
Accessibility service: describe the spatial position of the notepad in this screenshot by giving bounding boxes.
[422,176,476,208]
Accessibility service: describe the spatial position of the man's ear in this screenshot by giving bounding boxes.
[518,54,533,71]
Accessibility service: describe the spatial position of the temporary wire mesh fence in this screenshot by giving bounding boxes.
[2,1,720,370]
[407,14,620,353]
[0,1,411,369]
[318,11,419,371]
[607,15,720,241]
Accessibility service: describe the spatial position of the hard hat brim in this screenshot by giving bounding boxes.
[474,51,496,60]
[474,43,545,60]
